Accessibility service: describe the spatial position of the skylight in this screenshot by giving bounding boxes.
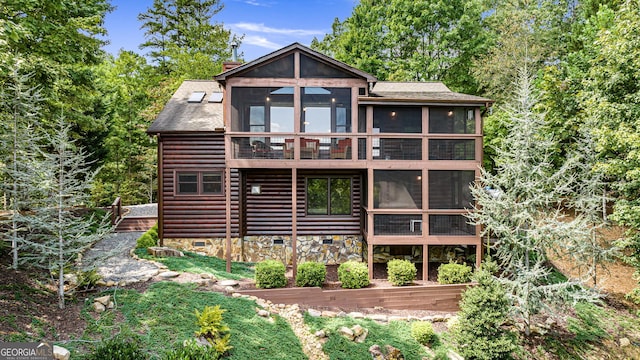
[188,91,206,103]
[209,93,223,103]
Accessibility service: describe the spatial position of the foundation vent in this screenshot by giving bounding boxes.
[193,241,206,247]
[322,239,333,245]
[273,239,284,245]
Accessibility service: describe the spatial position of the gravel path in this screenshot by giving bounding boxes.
[82,204,160,284]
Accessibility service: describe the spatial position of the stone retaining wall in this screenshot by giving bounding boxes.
[164,235,363,264]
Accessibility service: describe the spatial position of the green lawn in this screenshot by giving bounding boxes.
[135,248,255,280]
[304,314,432,360]
[79,281,307,359]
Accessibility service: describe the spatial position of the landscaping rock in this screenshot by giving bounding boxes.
[339,326,355,341]
[620,337,631,347]
[93,302,106,313]
[94,295,111,306]
[348,311,364,319]
[315,330,326,338]
[353,325,368,343]
[63,274,78,286]
[307,309,322,317]
[368,314,388,323]
[159,271,180,278]
[369,344,404,360]
[231,292,242,298]
[257,309,270,317]
[388,316,407,322]
[369,344,385,360]
[147,246,184,257]
[321,310,337,318]
[385,345,403,360]
[218,279,239,287]
[53,345,70,360]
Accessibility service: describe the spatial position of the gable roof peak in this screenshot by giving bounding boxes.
[214,42,376,84]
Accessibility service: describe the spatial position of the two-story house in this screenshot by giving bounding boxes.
[147,43,492,280]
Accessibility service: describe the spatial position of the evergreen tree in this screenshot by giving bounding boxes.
[0,64,43,269]
[20,114,111,309]
[468,68,599,336]
[138,0,237,76]
[452,261,518,359]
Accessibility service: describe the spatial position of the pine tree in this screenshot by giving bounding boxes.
[468,68,599,336]
[0,64,43,269]
[20,114,111,309]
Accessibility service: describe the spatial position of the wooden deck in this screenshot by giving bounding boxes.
[237,283,471,312]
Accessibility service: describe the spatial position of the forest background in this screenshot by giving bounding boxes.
[2,0,640,294]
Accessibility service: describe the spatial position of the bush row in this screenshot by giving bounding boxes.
[254,259,475,289]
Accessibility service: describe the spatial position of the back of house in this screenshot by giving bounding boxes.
[147,43,492,280]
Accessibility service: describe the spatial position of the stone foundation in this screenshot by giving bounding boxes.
[163,235,363,264]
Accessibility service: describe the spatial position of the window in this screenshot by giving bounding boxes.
[301,87,351,133]
[307,177,352,215]
[429,107,476,134]
[428,170,475,209]
[373,170,422,209]
[231,87,294,133]
[177,171,223,195]
[373,106,422,133]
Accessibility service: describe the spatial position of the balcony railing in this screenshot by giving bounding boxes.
[231,136,355,160]
[230,135,477,161]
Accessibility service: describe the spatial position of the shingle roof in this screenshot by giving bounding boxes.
[365,81,492,104]
[147,80,224,134]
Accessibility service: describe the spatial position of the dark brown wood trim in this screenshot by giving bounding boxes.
[292,168,298,278]
[225,164,232,273]
[158,135,164,246]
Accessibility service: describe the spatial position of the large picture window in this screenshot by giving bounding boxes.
[307,177,352,215]
[176,171,223,195]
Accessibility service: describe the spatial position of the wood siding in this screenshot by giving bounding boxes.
[160,135,239,238]
[244,170,362,236]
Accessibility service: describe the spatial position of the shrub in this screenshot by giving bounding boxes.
[163,339,223,360]
[437,261,472,284]
[451,267,517,360]
[194,305,232,355]
[411,321,435,345]
[76,268,102,290]
[255,259,287,288]
[136,223,159,249]
[295,261,326,287]
[337,261,370,289]
[387,259,417,286]
[86,335,147,360]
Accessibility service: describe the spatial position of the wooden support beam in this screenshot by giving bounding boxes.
[225,166,232,273]
[292,169,298,279]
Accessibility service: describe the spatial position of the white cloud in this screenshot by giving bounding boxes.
[231,22,325,37]
[242,35,282,50]
[241,0,271,6]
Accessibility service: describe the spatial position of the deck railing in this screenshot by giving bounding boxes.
[110,197,123,226]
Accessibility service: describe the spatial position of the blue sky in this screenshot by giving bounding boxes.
[103,0,356,62]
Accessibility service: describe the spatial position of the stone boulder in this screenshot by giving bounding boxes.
[147,246,184,257]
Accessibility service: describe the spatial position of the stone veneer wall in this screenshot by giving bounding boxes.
[163,235,363,265]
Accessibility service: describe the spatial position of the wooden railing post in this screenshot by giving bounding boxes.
[110,196,122,226]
